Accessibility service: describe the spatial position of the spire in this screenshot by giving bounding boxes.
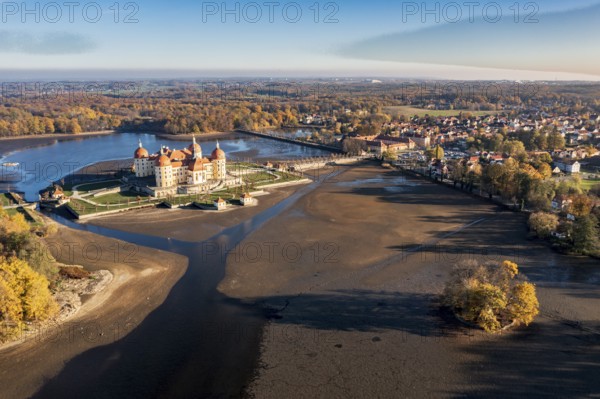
[216,140,220,149]
[138,139,143,148]
[192,135,200,159]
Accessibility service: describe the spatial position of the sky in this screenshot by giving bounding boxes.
[1,0,599,80]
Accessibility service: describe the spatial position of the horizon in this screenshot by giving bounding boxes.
[1,0,599,80]
[1,70,600,82]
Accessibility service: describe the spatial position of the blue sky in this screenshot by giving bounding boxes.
[1,0,599,80]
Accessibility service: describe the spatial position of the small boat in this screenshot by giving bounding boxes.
[2,162,19,167]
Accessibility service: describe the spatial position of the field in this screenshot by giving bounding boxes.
[581,178,600,191]
[383,106,500,118]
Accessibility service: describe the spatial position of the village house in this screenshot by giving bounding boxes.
[551,195,573,211]
[554,160,581,174]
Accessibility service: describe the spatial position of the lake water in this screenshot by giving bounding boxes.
[0,132,331,201]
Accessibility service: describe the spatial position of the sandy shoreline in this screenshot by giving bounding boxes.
[0,222,188,399]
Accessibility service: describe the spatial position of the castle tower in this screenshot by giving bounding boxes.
[133,139,151,177]
[211,140,227,180]
[189,136,202,159]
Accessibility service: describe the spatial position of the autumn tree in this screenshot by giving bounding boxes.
[0,257,58,342]
[444,260,539,333]
[569,194,593,217]
[528,212,559,238]
[537,163,552,179]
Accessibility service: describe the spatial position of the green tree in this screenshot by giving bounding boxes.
[502,140,526,157]
[426,145,444,161]
[547,131,566,150]
[572,215,600,255]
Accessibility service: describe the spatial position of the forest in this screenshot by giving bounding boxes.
[1,80,599,138]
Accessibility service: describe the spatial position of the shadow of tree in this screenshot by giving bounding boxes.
[259,289,463,339]
[450,320,600,398]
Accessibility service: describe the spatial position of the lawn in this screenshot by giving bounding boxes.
[243,171,278,184]
[93,191,153,205]
[383,106,500,118]
[581,179,600,191]
[1,193,13,207]
[76,180,122,193]
[67,197,158,216]
[229,162,261,170]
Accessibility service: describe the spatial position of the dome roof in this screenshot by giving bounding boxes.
[211,141,226,160]
[134,147,149,159]
[156,155,172,167]
[211,148,226,160]
[188,143,202,154]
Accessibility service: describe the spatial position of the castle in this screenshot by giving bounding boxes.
[133,137,228,197]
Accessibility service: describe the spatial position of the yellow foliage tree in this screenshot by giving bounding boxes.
[444,260,540,333]
[502,260,519,279]
[507,282,540,326]
[0,212,30,236]
[0,257,58,342]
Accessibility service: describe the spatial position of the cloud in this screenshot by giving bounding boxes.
[338,3,600,76]
[0,31,96,54]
